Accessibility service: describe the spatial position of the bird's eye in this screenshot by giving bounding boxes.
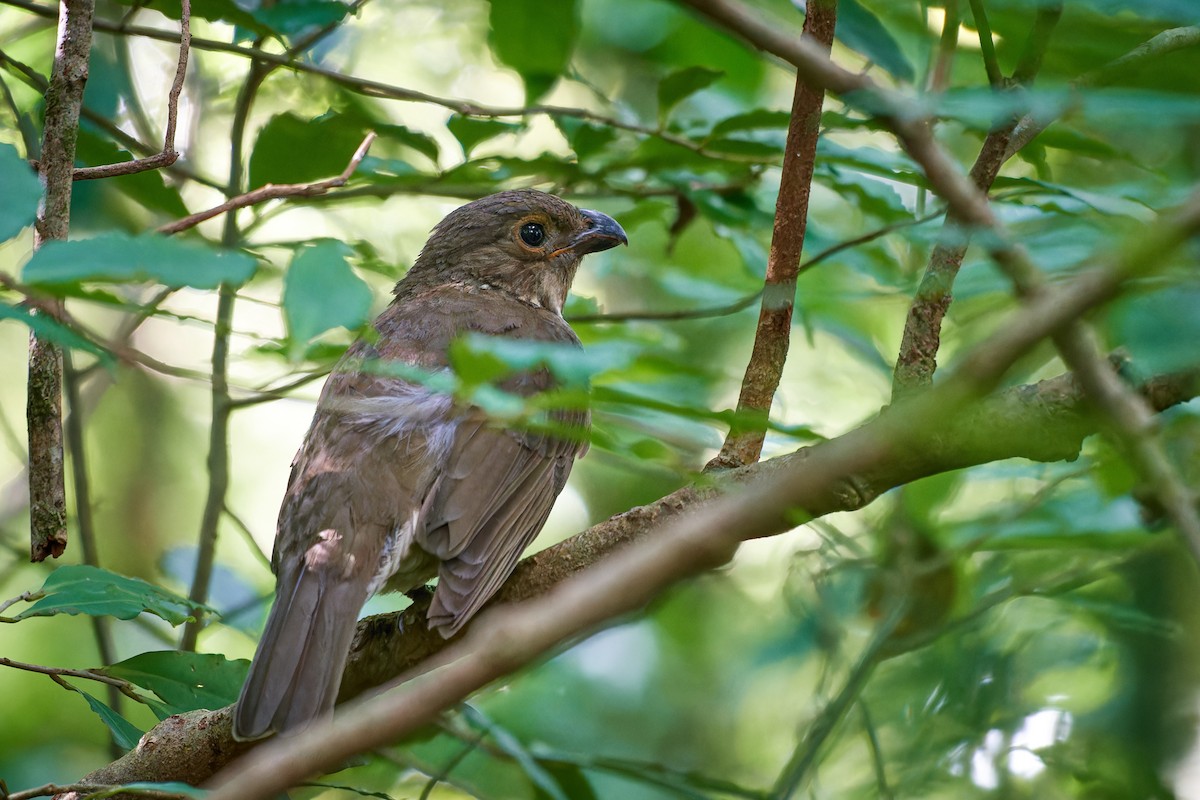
[519,222,545,247]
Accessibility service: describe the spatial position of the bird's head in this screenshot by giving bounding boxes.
[399,189,628,315]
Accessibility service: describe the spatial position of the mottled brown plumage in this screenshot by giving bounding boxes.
[232,190,626,741]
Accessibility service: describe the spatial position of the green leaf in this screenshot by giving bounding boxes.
[447,115,523,157]
[0,303,113,364]
[251,0,352,38]
[832,0,915,82]
[68,686,146,751]
[12,565,205,625]
[376,123,440,163]
[658,66,724,123]
[554,117,616,160]
[0,142,42,241]
[249,111,370,187]
[454,334,640,388]
[462,705,572,800]
[103,651,249,715]
[1110,285,1200,374]
[22,233,257,289]
[709,108,791,138]
[488,0,579,101]
[282,240,373,359]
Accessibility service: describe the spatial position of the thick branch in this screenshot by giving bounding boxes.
[28,0,94,562]
[708,0,836,470]
[67,352,1199,789]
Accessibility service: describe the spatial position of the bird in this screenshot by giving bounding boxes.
[232,189,627,741]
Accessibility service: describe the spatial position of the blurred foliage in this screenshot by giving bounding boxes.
[1,0,1199,798]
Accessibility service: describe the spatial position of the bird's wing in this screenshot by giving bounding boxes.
[234,366,446,740]
[417,402,586,636]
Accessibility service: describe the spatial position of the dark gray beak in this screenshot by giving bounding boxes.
[572,209,629,255]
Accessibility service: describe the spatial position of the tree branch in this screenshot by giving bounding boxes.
[155,132,376,235]
[891,2,1061,399]
[707,0,837,470]
[65,358,1200,789]
[27,0,95,562]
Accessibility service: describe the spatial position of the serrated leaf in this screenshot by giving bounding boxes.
[488,0,579,101]
[0,303,113,364]
[103,651,249,715]
[447,115,523,157]
[12,565,206,625]
[22,233,257,289]
[282,240,373,359]
[0,143,42,241]
[658,66,724,123]
[249,111,370,187]
[832,0,915,82]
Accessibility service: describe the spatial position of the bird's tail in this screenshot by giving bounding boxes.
[232,570,366,741]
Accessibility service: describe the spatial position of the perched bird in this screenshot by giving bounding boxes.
[232,190,627,741]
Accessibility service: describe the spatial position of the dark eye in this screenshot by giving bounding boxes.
[519,222,545,246]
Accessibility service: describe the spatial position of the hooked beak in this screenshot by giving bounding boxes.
[571,209,629,255]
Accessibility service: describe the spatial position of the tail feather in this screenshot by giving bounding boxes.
[232,570,366,741]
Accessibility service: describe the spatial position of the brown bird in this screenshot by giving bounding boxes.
[232,190,627,741]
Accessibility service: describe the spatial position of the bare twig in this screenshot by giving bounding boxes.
[63,354,122,755]
[2,783,190,800]
[27,0,96,562]
[707,0,837,470]
[0,590,42,616]
[156,131,376,235]
[65,0,189,180]
[0,656,141,700]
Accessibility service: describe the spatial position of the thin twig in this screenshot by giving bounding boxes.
[63,354,122,756]
[0,590,41,616]
[770,602,906,799]
[2,783,191,800]
[178,56,271,653]
[707,0,838,470]
[0,656,142,700]
[222,503,272,571]
[0,46,222,190]
[68,0,189,180]
[156,131,377,235]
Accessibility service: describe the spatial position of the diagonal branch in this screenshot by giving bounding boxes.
[707,0,837,470]
[891,2,1062,399]
[156,132,377,235]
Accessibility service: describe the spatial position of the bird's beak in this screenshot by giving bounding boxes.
[571,209,629,255]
